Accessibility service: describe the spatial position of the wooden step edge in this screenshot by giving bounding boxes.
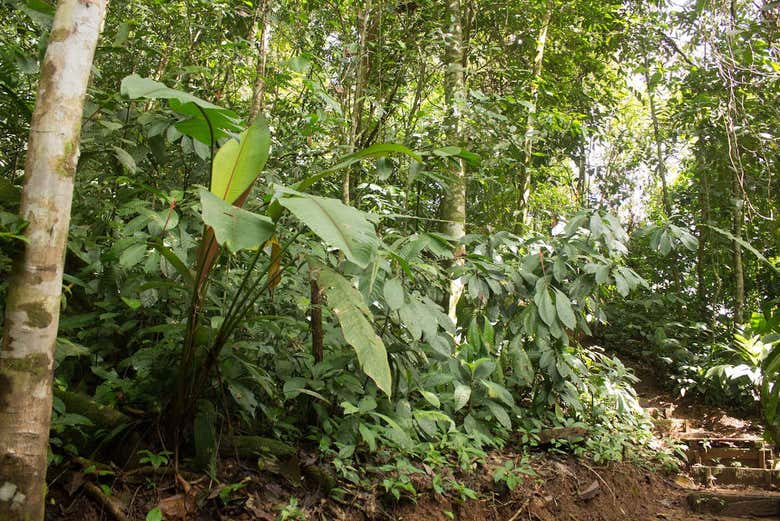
[688,491,780,517]
[690,465,780,489]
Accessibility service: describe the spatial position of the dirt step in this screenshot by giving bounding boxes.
[677,436,765,447]
[691,465,780,489]
[687,446,774,469]
[687,491,780,517]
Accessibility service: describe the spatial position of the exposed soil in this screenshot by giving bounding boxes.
[45,356,775,521]
[630,358,764,440]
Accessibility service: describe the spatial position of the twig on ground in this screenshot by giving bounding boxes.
[580,461,616,505]
[83,481,129,521]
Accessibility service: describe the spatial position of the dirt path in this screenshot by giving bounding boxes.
[628,359,780,521]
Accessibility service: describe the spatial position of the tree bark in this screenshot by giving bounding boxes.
[343,0,372,205]
[0,1,108,519]
[248,0,271,122]
[642,47,672,217]
[696,149,712,324]
[439,0,468,321]
[732,174,745,324]
[517,0,553,228]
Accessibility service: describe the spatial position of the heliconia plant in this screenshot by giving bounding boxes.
[121,77,420,440]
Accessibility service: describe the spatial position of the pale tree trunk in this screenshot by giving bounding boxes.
[439,0,468,322]
[0,1,107,519]
[248,0,271,122]
[723,2,745,325]
[517,0,553,228]
[732,174,745,323]
[696,148,712,325]
[342,1,372,205]
[642,49,672,216]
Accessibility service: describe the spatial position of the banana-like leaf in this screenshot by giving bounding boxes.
[120,74,241,144]
[200,190,274,253]
[311,263,392,396]
[211,115,271,204]
[278,188,379,268]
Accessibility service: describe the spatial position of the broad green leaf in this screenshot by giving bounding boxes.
[614,271,629,296]
[486,401,511,429]
[534,284,556,327]
[112,146,137,173]
[146,508,163,521]
[119,243,147,269]
[453,382,471,411]
[121,75,222,108]
[420,390,441,408]
[149,241,194,285]
[200,190,274,253]
[279,191,379,268]
[472,358,496,379]
[554,289,577,330]
[383,277,404,310]
[359,423,377,451]
[211,116,271,204]
[399,303,423,340]
[482,380,515,407]
[313,264,392,396]
[228,381,258,418]
[509,337,534,386]
[121,297,142,310]
[121,75,241,144]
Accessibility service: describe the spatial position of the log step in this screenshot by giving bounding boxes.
[687,446,774,469]
[678,437,765,447]
[691,465,780,489]
[688,491,780,517]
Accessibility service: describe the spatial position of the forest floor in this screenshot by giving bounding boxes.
[46,358,778,521]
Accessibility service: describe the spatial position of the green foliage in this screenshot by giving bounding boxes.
[3,0,776,507]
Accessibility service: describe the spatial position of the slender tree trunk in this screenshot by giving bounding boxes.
[642,49,672,216]
[310,277,323,363]
[577,142,587,205]
[723,4,745,325]
[343,0,372,205]
[517,0,553,228]
[732,174,745,323]
[0,2,107,519]
[249,0,271,122]
[439,0,468,321]
[696,150,712,324]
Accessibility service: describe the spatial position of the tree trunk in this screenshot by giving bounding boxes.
[310,276,323,363]
[642,49,672,217]
[343,0,372,205]
[732,175,745,324]
[696,149,712,324]
[577,142,587,205]
[439,0,468,321]
[517,0,553,228]
[0,1,107,519]
[248,0,271,122]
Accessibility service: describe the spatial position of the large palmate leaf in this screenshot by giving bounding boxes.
[211,115,271,204]
[200,190,274,253]
[278,189,379,268]
[120,74,241,144]
[312,263,392,396]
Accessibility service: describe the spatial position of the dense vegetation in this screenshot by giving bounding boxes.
[0,0,777,519]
